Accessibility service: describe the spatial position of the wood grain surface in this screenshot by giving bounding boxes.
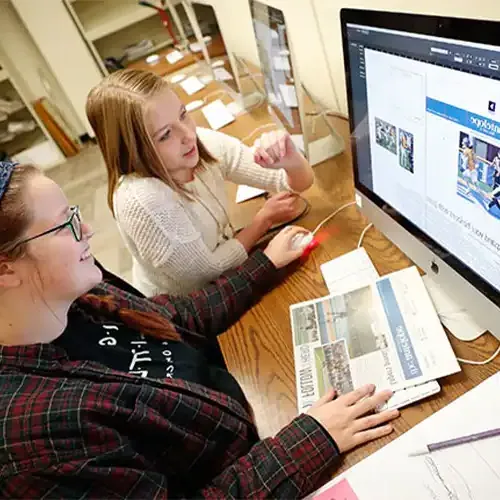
[177,70,500,477]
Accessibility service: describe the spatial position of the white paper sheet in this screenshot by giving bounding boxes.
[279,84,299,108]
[236,185,266,203]
[165,50,184,64]
[320,248,380,296]
[179,76,205,96]
[185,100,204,112]
[310,372,500,500]
[214,67,234,81]
[201,99,235,131]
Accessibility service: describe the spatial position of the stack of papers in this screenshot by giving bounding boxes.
[201,99,235,130]
[289,248,460,413]
[179,76,205,96]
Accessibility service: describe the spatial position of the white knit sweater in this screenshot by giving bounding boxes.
[113,127,290,296]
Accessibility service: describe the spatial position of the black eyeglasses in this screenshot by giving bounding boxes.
[13,206,82,250]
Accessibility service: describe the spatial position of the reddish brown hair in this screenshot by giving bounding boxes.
[0,165,180,342]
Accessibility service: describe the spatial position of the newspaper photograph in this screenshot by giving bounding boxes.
[291,266,460,412]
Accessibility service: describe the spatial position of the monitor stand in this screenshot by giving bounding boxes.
[422,275,486,341]
[302,84,345,165]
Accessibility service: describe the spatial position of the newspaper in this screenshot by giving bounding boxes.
[291,266,460,412]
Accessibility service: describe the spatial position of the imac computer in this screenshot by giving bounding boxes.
[340,9,500,340]
[181,0,242,94]
[249,0,309,157]
[250,0,344,165]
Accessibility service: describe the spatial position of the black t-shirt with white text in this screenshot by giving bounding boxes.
[54,310,247,407]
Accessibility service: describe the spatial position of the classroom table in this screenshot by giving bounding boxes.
[175,71,500,477]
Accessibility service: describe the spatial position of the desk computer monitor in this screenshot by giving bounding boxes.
[249,0,309,157]
[182,0,242,94]
[341,9,500,340]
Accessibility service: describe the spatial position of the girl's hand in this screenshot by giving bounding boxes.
[253,130,303,170]
[307,385,399,453]
[255,192,301,227]
[263,225,309,268]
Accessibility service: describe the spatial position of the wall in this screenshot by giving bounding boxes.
[0,1,84,136]
[11,0,104,137]
[190,0,261,66]
[191,0,500,116]
[13,0,500,129]
[197,0,340,111]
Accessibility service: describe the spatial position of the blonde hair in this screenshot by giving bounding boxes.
[86,69,215,214]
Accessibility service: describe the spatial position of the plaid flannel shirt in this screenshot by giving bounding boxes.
[0,251,340,498]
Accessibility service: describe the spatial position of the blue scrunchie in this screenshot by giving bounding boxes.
[0,161,18,203]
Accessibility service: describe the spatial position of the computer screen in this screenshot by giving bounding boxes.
[343,15,500,305]
[188,2,240,93]
[250,1,303,136]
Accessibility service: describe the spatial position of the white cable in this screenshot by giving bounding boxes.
[357,223,374,248]
[456,343,500,365]
[202,90,226,103]
[242,123,278,144]
[311,201,356,236]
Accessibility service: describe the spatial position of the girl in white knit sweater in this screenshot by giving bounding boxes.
[86,69,314,296]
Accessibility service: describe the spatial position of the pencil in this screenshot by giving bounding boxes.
[408,427,500,457]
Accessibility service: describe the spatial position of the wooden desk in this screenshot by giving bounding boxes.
[176,75,500,476]
[127,33,227,77]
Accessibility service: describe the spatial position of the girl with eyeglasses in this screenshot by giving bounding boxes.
[0,161,398,498]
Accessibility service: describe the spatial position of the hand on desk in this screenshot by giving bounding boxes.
[307,384,399,453]
[255,192,301,226]
[252,130,304,170]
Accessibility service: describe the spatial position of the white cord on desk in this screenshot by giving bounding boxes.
[456,343,500,365]
[311,201,357,236]
[202,90,227,103]
[242,123,279,144]
[310,200,500,365]
[357,223,374,248]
